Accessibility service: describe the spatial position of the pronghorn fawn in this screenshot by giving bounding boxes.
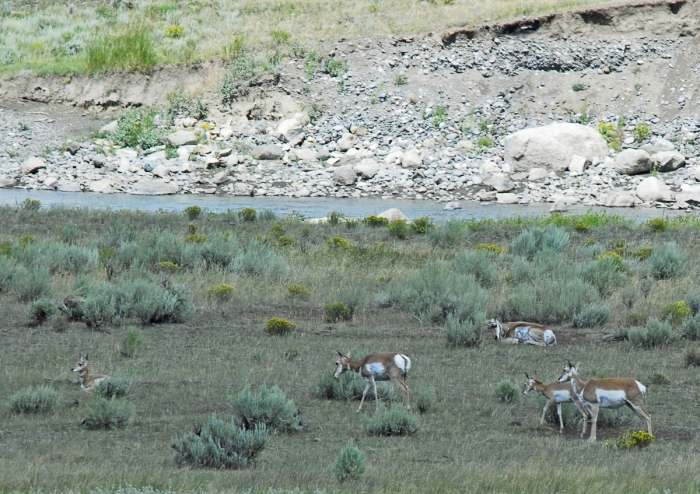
[488,317,557,347]
[522,372,589,433]
[71,355,110,392]
[333,351,411,412]
[557,361,652,441]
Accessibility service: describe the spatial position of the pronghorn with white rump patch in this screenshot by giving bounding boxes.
[557,361,651,441]
[333,351,411,412]
[71,355,110,392]
[488,317,557,347]
[522,372,589,433]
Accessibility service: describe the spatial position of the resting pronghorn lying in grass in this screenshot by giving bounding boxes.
[557,361,652,441]
[334,351,411,412]
[522,372,589,433]
[71,355,109,392]
[487,318,557,347]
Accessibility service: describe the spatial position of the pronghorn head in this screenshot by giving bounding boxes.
[487,317,504,340]
[557,361,578,383]
[522,372,535,395]
[71,355,89,374]
[333,351,351,379]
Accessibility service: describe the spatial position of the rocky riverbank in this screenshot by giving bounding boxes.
[2,1,700,212]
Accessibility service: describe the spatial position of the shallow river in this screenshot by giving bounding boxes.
[0,189,690,222]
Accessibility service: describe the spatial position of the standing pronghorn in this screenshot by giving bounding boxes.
[71,355,110,392]
[522,372,589,433]
[557,361,652,441]
[333,351,411,412]
[488,317,557,347]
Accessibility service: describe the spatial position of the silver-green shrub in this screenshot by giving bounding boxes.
[173,415,268,469]
[414,385,436,414]
[313,371,394,402]
[28,297,57,325]
[230,385,303,432]
[83,282,116,330]
[367,405,420,436]
[494,379,519,403]
[334,441,366,483]
[648,243,684,280]
[82,397,135,429]
[681,314,700,340]
[629,318,677,348]
[573,304,610,328]
[452,250,500,288]
[10,265,52,302]
[94,378,133,399]
[443,312,484,348]
[510,226,569,259]
[9,385,58,414]
[582,256,627,298]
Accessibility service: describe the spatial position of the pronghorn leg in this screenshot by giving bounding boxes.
[627,402,653,435]
[369,375,380,409]
[540,398,554,425]
[588,403,599,441]
[391,378,411,409]
[523,340,547,347]
[357,381,371,412]
[556,403,564,433]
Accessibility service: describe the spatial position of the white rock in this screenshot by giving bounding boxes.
[614,149,652,175]
[294,148,318,161]
[400,149,423,168]
[276,118,304,147]
[130,180,180,195]
[636,176,675,202]
[56,180,82,192]
[550,200,568,212]
[167,131,197,147]
[233,183,254,196]
[496,193,519,204]
[601,192,637,207]
[336,133,359,152]
[43,177,58,189]
[377,208,409,222]
[294,188,311,197]
[0,177,16,188]
[213,171,229,184]
[444,201,462,210]
[88,178,115,193]
[483,173,514,192]
[504,123,609,172]
[151,165,170,178]
[116,149,138,159]
[219,127,234,139]
[145,151,166,161]
[654,151,685,172]
[333,166,357,186]
[569,155,591,173]
[528,168,549,181]
[354,159,379,179]
[21,157,46,175]
[100,120,118,133]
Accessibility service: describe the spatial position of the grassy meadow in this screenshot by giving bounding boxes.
[0,0,613,77]
[1,202,700,492]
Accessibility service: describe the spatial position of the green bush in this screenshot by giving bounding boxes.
[94,377,133,399]
[286,284,311,301]
[443,313,483,348]
[363,215,388,227]
[264,317,297,336]
[173,415,267,469]
[648,372,671,385]
[207,283,236,303]
[184,205,202,220]
[0,256,16,292]
[82,397,135,429]
[28,297,57,325]
[10,266,52,302]
[120,325,144,358]
[9,386,58,414]
[328,211,344,225]
[82,282,116,330]
[681,314,700,340]
[324,57,347,77]
[661,301,691,325]
[387,220,409,239]
[414,385,436,414]
[334,441,366,483]
[85,22,156,74]
[324,302,352,322]
[238,207,257,222]
[59,221,82,244]
[573,304,610,328]
[604,430,655,450]
[167,90,208,122]
[230,385,303,432]
[629,318,677,349]
[258,209,277,222]
[313,371,394,402]
[452,250,499,288]
[220,55,259,102]
[21,198,42,212]
[110,106,166,150]
[582,256,627,298]
[116,280,193,324]
[327,236,352,249]
[494,380,518,403]
[510,226,569,259]
[684,347,700,367]
[367,405,420,436]
[648,243,684,280]
[427,219,465,247]
[411,216,433,234]
[647,218,669,233]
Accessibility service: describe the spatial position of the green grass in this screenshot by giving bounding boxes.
[1,0,617,77]
[0,206,700,491]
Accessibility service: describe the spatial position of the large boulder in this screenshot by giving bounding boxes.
[276,118,304,147]
[0,177,16,188]
[251,144,283,160]
[130,180,180,195]
[601,191,637,207]
[353,159,379,179]
[21,157,46,175]
[336,133,358,152]
[333,166,357,186]
[377,208,409,222]
[654,151,685,172]
[636,176,675,202]
[400,149,423,168]
[166,131,197,147]
[483,172,514,192]
[614,149,652,175]
[504,123,609,172]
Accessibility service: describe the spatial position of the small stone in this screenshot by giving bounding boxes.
[166,131,197,147]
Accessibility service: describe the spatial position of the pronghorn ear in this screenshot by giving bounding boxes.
[345,351,351,358]
[575,362,581,370]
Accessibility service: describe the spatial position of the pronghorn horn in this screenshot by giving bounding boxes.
[524,372,530,379]
[336,350,343,357]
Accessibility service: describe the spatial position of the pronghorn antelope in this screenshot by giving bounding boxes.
[557,361,652,441]
[522,372,589,433]
[71,355,110,392]
[487,317,557,347]
[333,351,411,412]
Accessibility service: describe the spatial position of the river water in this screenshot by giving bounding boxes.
[0,189,689,222]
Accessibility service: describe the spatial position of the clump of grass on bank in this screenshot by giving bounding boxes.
[82,397,135,429]
[8,386,58,414]
[85,22,156,74]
